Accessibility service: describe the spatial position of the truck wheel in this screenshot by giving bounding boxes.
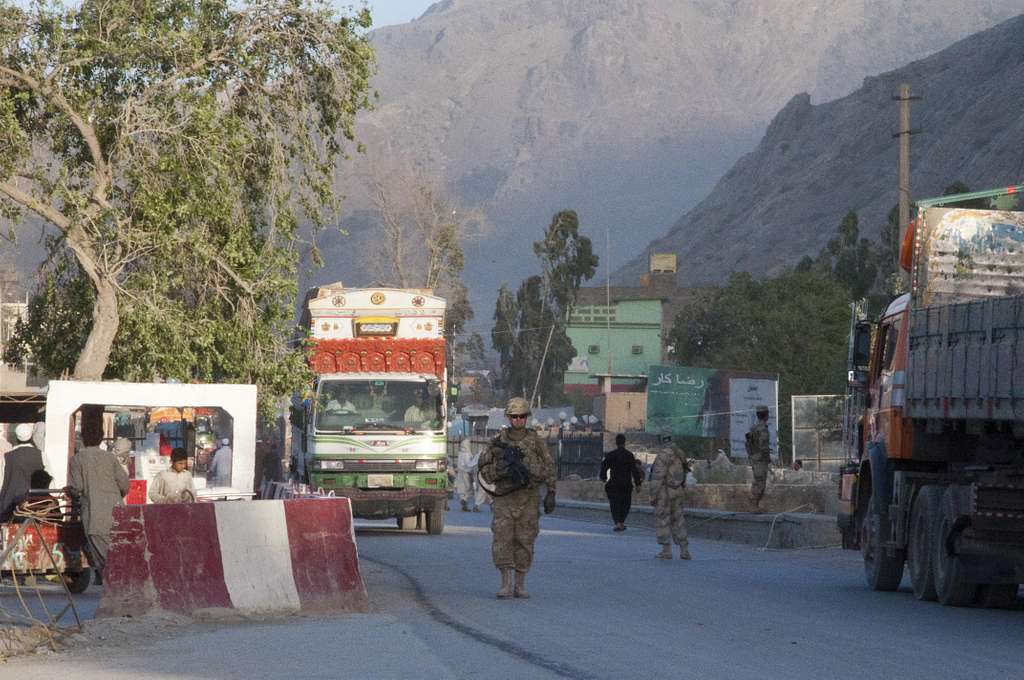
[65,568,92,594]
[932,486,977,607]
[908,486,940,601]
[861,497,905,591]
[425,510,445,535]
[977,584,1019,609]
[397,516,417,531]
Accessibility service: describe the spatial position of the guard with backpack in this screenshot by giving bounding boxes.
[649,445,692,560]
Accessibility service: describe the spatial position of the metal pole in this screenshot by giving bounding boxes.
[606,227,612,375]
[892,84,920,276]
[529,323,555,410]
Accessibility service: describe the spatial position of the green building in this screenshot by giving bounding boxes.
[564,260,682,396]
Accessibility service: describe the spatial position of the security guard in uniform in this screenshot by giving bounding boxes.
[746,405,773,509]
[478,398,556,599]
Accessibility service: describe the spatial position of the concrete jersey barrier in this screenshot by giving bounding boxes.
[98,498,368,618]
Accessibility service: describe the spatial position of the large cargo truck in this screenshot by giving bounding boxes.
[838,186,1024,606]
[299,285,449,534]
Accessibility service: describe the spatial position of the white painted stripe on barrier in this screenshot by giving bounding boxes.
[215,501,302,613]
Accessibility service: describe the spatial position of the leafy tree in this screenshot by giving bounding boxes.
[492,210,597,406]
[667,269,849,455]
[0,0,375,400]
[532,210,599,315]
[454,332,486,371]
[369,163,484,373]
[820,211,877,302]
[491,275,573,404]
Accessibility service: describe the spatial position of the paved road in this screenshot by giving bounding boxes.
[6,510,1023,679]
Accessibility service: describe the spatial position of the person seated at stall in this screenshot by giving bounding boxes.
[149,447,197,504]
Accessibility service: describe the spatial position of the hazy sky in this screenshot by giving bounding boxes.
[362,1,436,28]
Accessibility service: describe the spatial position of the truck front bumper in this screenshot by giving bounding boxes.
[317,488,448,520]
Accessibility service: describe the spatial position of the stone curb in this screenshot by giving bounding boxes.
[553,499,841,550]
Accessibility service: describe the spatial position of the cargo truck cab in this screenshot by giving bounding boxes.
[839,186,1024,607]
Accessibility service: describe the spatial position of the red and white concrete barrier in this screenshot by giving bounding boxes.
[97,498,368,617]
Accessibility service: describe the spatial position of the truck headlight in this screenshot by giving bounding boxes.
[415,460,439,471]
[316,460,345,470]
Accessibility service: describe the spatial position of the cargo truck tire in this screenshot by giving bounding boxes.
[908,486,940,601]
[426,510,445,535]
[861,502,905,592]
[933,487,977,607]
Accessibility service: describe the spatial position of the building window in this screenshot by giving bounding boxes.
[631,345,643,355]
[588,345,600,355]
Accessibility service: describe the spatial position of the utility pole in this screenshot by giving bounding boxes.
[892,84,921,272]
[605,227,612,376]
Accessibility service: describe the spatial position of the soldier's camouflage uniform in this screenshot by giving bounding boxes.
[649,449,689,550]
[746,420,772,504]
[478,428,555,574]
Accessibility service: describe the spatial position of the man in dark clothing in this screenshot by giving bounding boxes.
[600,434,643,531]
[0,423,45,521]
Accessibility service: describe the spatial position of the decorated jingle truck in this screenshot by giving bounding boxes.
[298,285,449,534]
[838,185,1024,606]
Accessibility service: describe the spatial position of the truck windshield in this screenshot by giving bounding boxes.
[315,379,442,432]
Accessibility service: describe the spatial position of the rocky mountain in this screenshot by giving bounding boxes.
[616,12,1024,286]
[326,0,1024,310]
[7,1,1023,313]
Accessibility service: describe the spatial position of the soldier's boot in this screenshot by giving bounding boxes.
[656,544,672,559]
[678,544,692,560]
[460,499,469,512]
[496,569,514,599]
[514,571,530,599]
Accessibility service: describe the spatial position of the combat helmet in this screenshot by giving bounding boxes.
[755,405,770,418]
[505,397,531,416]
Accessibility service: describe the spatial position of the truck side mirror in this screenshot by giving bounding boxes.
[848,369,869,388]
[852,321,874,369]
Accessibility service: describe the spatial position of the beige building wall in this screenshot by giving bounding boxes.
[595,392,647,433]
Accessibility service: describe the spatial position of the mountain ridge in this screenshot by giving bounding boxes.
[615,12,1024,286]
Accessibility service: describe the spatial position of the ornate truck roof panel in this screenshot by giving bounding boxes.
[303,287,446,341]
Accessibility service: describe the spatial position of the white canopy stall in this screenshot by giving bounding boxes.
[42,380,257,493]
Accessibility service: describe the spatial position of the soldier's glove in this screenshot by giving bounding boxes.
[543,491,556,514]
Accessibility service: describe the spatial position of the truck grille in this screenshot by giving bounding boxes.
[341,461,421,472]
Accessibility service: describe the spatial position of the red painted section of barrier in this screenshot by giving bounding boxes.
[99,504,232,617]
[283,498,368,612]
[144,504,232,613]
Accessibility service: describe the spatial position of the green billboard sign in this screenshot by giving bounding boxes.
[645,366,716,437]
[645,364,779,457]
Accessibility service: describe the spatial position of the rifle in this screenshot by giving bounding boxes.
[478,440,530,496]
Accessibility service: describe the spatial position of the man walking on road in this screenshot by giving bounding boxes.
[68,406,130,580]
[649,445,691,560]
[600,434,643,531]
[478,398,556,599]
[745,405,773,509]
[456,419,489,512]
